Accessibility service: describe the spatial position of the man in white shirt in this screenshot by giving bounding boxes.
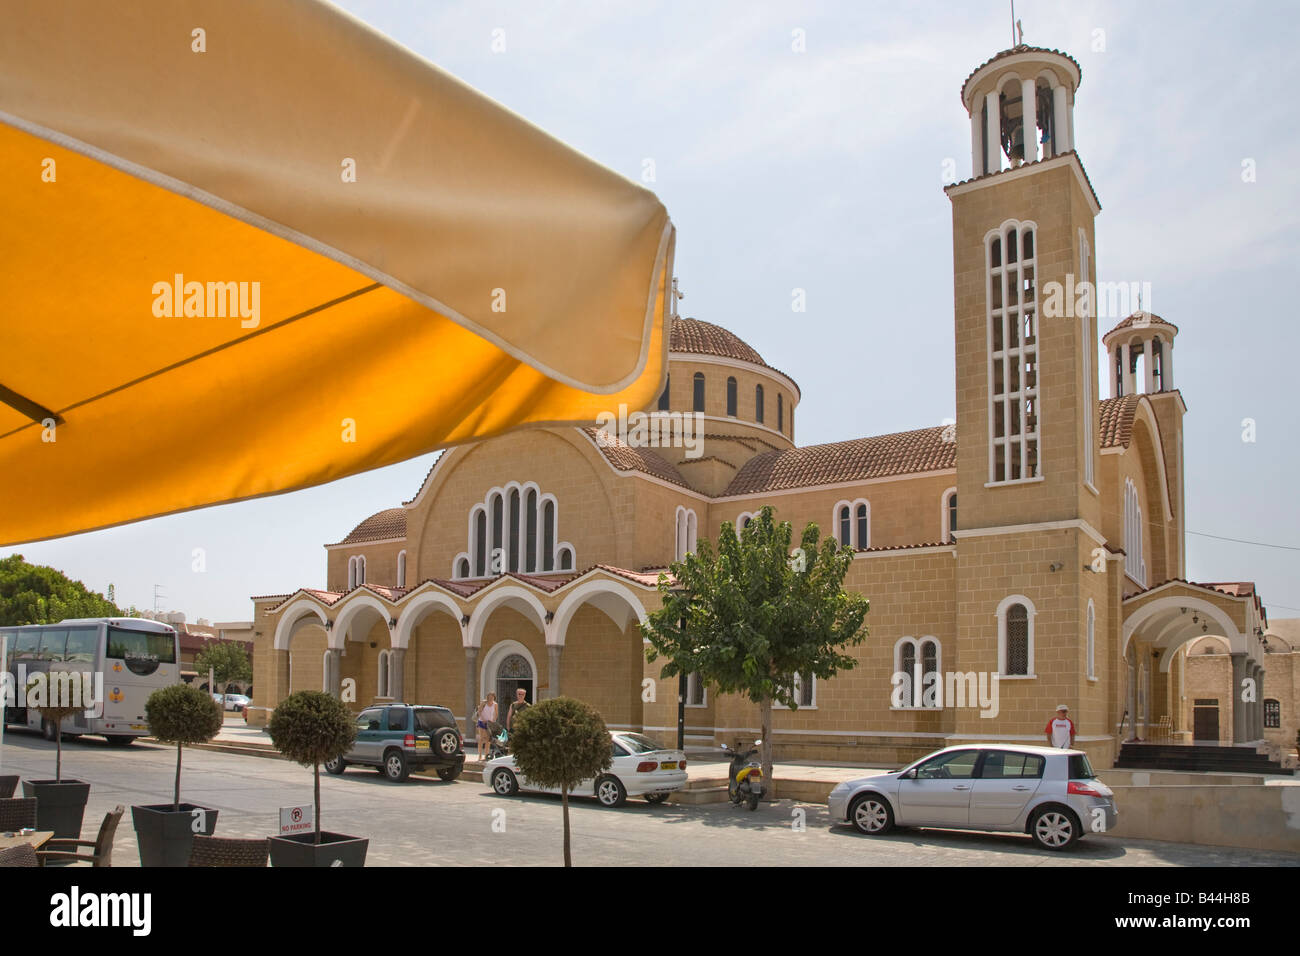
[1044,705,1076,748]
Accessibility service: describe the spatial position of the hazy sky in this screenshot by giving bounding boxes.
[7,0,1298,623]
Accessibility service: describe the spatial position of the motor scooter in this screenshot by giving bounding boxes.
[721,739,764,811]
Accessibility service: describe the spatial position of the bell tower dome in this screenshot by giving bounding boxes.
[1102,312,1178,397]
[961,45,1082,177]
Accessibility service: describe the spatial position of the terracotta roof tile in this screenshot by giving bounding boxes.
[960,45,1083,106]
[1102,312,1179,344]
[724,426,955,496]
[582,427,690,488]
[1098,395,1139,448]
[671,317,800,396]
[329,507,407,546]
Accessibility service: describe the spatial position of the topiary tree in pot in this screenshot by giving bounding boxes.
[21,670,93,838]
[266,690,364,867]
[131,684,224,866]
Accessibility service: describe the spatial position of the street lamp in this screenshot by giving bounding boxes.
[668,585,690,751]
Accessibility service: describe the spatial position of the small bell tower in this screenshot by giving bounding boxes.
[964,44,1080,177]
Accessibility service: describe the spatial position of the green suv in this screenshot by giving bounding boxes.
[325,703,465,782]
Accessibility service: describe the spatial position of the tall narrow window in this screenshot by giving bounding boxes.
[755,384,765,423]
[491,493,503,569]
[692,373,705,412]
[658,374,671,411]
[1080,231,1094,486]
[1086,601,1096,679]
[856,503,869,549]
[920,639,939,707]
[900,643,916,707]
[525,489,538,572]
[726,377,737,417]
[508,489,520,572]
[777,394,784,433]
[474,509,487,576]
[558,546,573,571]
[1004,603,1030,676]
[988,221,1039,482]
[1124,478,1145,585]
[946,491,958,543]
[543,500,555,571]
[838,506,851,547]
[357,556,366,585]
[457,557,470,579]
[397,550,406,587]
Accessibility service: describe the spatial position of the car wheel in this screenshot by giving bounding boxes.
[324,756,347,775]
[644,793,670,804]
[436,766,461,782]
[595,775,627,808]
[849,794,894,835]
[433,729,460,757]
[383,749,410,782]
[41,719,57,741]
[491,767,519,796]
[105,735,135,747]
[1030,806,1080,851]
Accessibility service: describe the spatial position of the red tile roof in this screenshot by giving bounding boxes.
[671,317,800,395]
[723,425,955,495]
[960,45,1083,106]
[329,507,407,546]
[1102,312,1179,344]
[1098,395,1139,448]
[582,427,691,488]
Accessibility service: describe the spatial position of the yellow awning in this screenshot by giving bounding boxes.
[0,0,673,546]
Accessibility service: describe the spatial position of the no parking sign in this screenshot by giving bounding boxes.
[280,805,313,835]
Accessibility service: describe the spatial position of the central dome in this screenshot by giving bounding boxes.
[670,316,767,368]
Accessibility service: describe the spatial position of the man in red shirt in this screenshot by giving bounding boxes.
[1044,705,1076,748]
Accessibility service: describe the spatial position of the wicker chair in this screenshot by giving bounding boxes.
[188,835,269,867]
[0,798,38,831]
[0,775,18,799]
[0,844,40,867]
[37,805,123,867]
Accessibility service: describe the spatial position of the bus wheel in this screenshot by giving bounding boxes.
[106,736,135,747]
[41,719,57,741]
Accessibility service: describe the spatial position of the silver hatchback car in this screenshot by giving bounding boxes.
[828,744,1117,850]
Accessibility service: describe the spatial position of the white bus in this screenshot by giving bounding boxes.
[1,617,181,746]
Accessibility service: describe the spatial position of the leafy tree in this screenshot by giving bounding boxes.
[508,697,612,866]
[642,506,869,792]
[194,640,252,694]
[267,691,357,843]
[25,671,90,782]
[0,554,122,626]
[145,684,224,810]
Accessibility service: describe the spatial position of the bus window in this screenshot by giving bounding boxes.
[64,627,98,663]
[37,628,68,661]
[106,627,177,664]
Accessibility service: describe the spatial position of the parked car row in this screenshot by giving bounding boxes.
[210,692,251,712]
[318,702,1117,852]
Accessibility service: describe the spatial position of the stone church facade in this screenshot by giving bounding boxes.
[247,44,1279,769]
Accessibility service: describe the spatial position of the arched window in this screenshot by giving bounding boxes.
[856,503,869,549]
[686,672,706,707]
[692,372,705,412]
[658,374,671,411]
[558,545,573,571]
[396,550,407,587]
[834,500,869,548]
[473,509,487,576]
[726,377,738,417]
[508,489,521,573]
[456,557,470,579]
[838,505,851,547]
[377,649,391,699]
[755,384,765,423]
[942,488,958,543]
[997,596,1035,677]
[1124,478,1145,585]
[777,393,784,432]
[347,556,356,590]
[466,486,569,577]
[491,493,504,569]
[737,511,756,531]
[674,507,698,561]
[899,640,916,707]
[356,556,366,586]
[543,499,556,571]
[1086,600,1096,679]
[322,649,331,692]
[988,220,1039,483]
[525,489,538,572]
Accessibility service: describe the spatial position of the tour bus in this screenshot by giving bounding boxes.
[0,617,181,746]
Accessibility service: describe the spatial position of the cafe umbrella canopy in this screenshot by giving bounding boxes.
[0,0,674,546]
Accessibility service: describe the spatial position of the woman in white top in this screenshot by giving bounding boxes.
[476,692,498,759]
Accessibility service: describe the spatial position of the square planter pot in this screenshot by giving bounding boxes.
[0,774,19,799]
[22,779,90,839]
[132,803,220,867]
[268,832,368,867]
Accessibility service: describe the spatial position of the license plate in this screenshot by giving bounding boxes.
[130,724,146,730]
[415,740,429,749]
[659,761,677,770]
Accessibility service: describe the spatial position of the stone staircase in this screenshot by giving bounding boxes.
[1114,742,1291,775]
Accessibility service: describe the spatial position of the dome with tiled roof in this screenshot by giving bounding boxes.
[669,316,799,395]
[330,507,407,546]
[960,44,1082,110]
[1102,312,1179,345]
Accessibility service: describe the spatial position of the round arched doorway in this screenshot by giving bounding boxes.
[480,640,536,710]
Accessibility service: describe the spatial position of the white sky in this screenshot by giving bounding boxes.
[7,0,1298,622]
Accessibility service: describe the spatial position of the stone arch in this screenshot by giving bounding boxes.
[1121,595,1244,670]
[550,579,648,647]
[395,590,463,649]
[466,584,547,649]
[333,593,393,649]
[273,598,329,651]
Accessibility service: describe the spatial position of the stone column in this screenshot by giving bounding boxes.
[389,647,406,703]
[464,646,479,737]
[1162,337,1174,389]
[1052,83,1070,154]
[1120,343,1134,397]
[1230,653,1248,744]
[548,645,563,700]
[1252,663,1264,741]
[985,90,1001,174]
[1144,339,1155,393]
[970,110,983,177]
[275,649,290,704]
[325,647,342,698]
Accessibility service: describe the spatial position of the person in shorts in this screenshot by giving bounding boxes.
[1044,704,1076,748]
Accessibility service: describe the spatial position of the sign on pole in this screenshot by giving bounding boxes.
[279,805,313,836]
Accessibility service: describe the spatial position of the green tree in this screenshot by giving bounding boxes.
[642,506,869,791]
[194,640,252,693]
[0,554,122,626]
[145,684,224,810]
[267,691,357,844]
[26,671,90,782]
[508,697,612,866]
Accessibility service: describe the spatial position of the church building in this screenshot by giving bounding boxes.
[247,43,1281,770]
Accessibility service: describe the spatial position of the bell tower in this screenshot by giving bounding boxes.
[945,43,1110,750]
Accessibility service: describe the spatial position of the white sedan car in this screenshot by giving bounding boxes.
[483,731,687,807]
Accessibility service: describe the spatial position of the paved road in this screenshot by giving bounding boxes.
[3,732,1297,867]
